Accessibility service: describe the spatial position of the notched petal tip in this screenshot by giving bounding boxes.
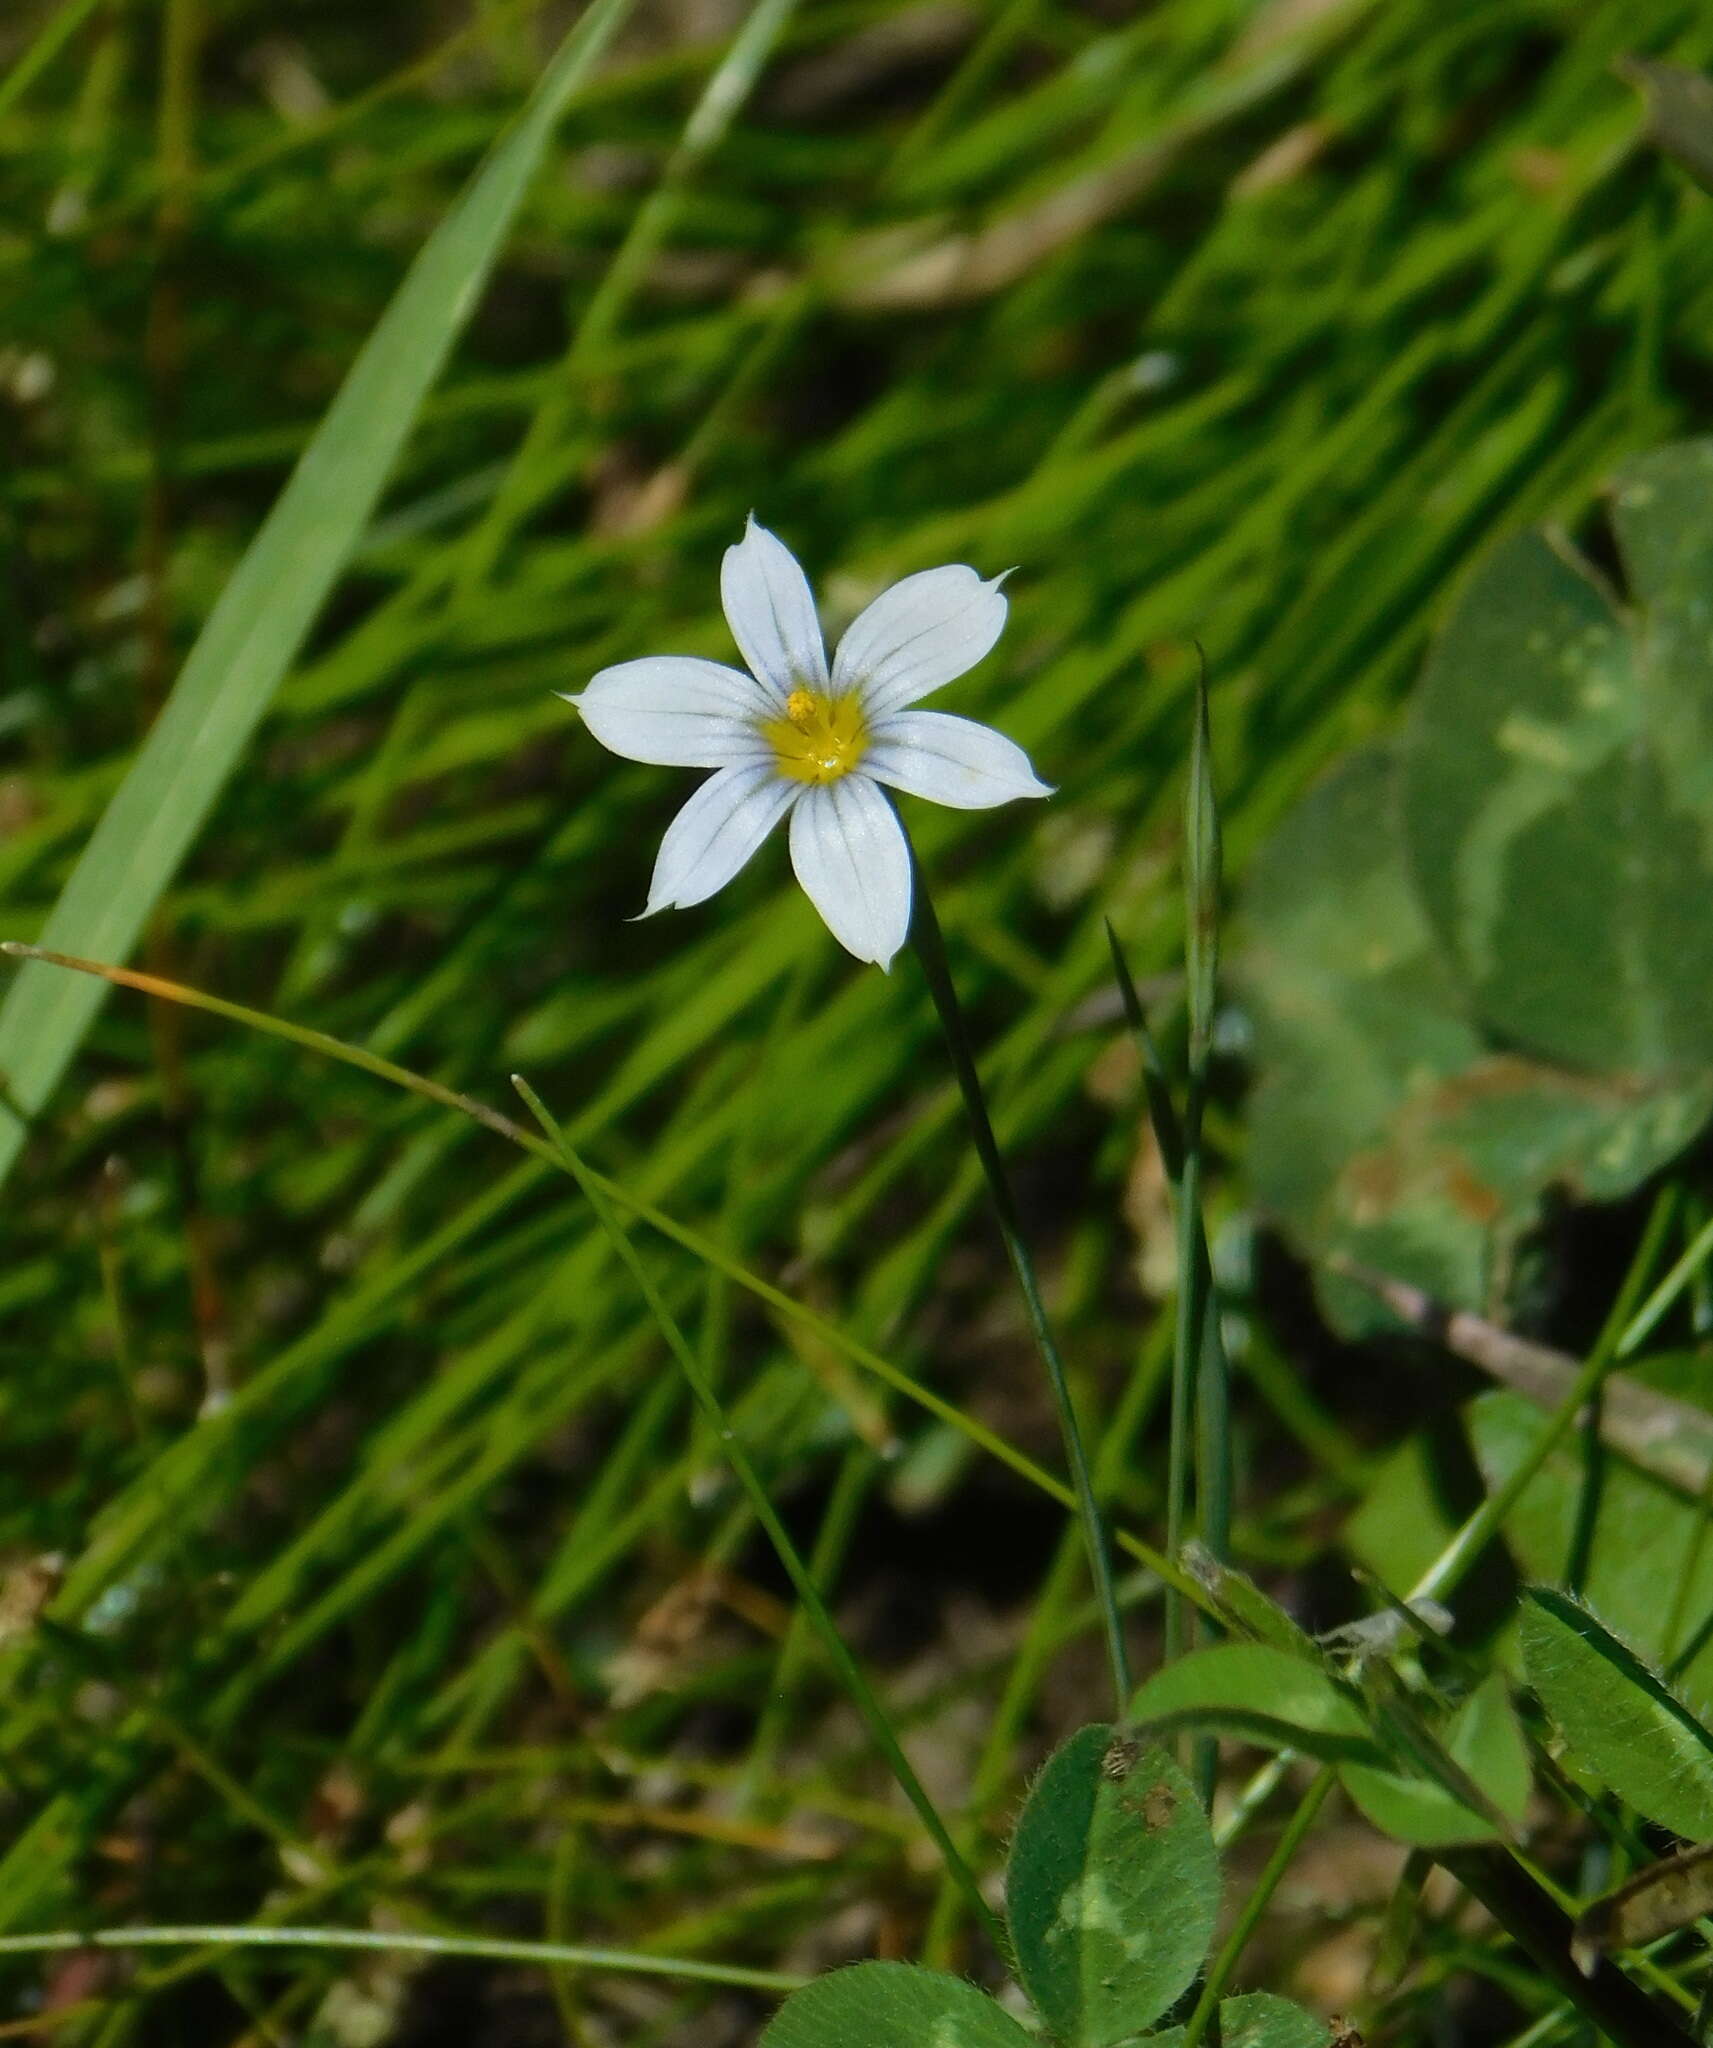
[833,562,1011,717]
[721,514,827,696]
[860,710,1049,811]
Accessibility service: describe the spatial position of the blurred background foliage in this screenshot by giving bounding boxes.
[8,0,1713,2041]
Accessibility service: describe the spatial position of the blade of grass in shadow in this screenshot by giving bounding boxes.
[1108,652,1227,1796]
[1179,653,1228,1661]
[0,942,1211,1619]
[1104,907,1235,1618]
[0,0,635,1189]
[509,1072,1008,1956]
[1105,912,1233,1662]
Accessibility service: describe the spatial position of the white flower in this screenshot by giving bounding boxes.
[564,517,1051,970]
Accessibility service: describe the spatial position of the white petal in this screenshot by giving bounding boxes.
[720,515,827,699]
[788,778,912,970]
[832,565,1008,719]
[863,710,1052,810]
[564,656,773,767]
[644,763,797,913]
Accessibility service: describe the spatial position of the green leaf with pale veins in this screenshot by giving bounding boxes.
[1401,442,1713,1078]
[1006,1724,1219,2047]
[1241,744,1707,1326]
[759,1963,1035,2048]
[1520,1586,1713,1840]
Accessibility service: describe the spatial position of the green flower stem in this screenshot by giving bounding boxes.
[512,1074,1007,1957]
[0,1923,802,1994]
[1181,1766,1335,2047]
[907,851,1131,1715]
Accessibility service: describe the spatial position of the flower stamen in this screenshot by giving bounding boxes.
[764,688,868,785]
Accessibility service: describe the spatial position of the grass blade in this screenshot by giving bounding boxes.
[0,0,635,1187]
[0,1924,802,1994]
[510,1073,1008,1956]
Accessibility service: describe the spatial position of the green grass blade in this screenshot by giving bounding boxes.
[0,0,635,1187]
[0,0,102,127]
[0,1924,803,1994]
[509,1073,1008,1956]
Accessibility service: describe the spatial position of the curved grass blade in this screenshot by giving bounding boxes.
[0,1924,801,1994]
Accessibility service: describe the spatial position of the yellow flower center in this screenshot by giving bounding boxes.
[763,687,868,785]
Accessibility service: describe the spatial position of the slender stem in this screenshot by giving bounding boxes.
[512,1075,1008,1957]
[1106,916,1209,1687]
[1666,1453,1713,1678]
[744,1446,875,1807]
[1179,653,1227,1729]
[907,854,1131,1714]
[1166,1117,1201,1673]
[1213,1751,1293,1851]
[1618,1205,1713,1358]
[0,1924,801,1995]
[1182,1767,1335,2046]
[1409,1187,1677,1608]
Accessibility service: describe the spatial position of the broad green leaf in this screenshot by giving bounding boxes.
[1240,746,1705,1328]
[1242,745,1483,1285]
[1446,1670,1532,1821]
[1470,1390,1713,1692]
[1340,1674,1530,1847]
[1401,449,1713,1077]
[1340,1761,1494,1848]
[759,1963,1035,2047]
[1520,1587,1713,1839]
[1129,1645,1379,1764]
[0,0,634,1189]
[1007,1725,1219,2047]
[1152,1991,1335,2048]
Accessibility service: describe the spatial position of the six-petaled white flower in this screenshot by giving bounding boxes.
[563,517,1051,970]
